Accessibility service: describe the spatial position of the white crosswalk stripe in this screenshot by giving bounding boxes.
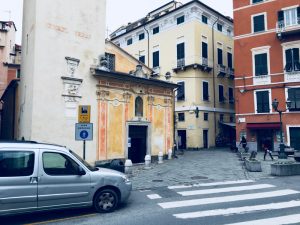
[224,214,300,225]
[178,184,274,196]
[174,200,300,219]
[168,179,255,189]
[147,180,300,224]
[158,189,298,209]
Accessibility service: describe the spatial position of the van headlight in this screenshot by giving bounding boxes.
[122,175,130,183]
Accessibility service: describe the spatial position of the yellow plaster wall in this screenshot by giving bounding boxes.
[118,19,234,149]
[107,94,124,159]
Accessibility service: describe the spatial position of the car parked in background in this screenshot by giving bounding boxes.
[0,141,132,216]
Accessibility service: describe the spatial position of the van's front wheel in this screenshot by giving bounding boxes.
[93,189,119,213]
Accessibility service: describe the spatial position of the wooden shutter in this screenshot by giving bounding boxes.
[254,15,265,32]
[227,52,233,68]
[256,91,269,113]
[203,82,209,100]
[202,42,208,58]
[293,48,300,71]
[285,49,293,72]
[153,51,159,67]
[219,85,224,102]
[177,82,185,100]
[255,53,268,76]
[177,43,185,60]
[218,48,223,65]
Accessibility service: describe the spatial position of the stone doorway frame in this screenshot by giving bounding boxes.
[125,121,151,160]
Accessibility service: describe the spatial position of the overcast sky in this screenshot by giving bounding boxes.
[0,0,233,45]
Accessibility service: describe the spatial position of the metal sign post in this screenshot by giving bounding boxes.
[75,123,93,160]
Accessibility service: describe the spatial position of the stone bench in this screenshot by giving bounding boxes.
[245,159,262,172]
[271,162,300,176]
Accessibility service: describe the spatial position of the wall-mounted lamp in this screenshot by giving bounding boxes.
[189,106,199,118]
[239,89,245,94]
[165,71,171,80]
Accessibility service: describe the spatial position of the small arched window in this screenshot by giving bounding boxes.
[135,96,143,117]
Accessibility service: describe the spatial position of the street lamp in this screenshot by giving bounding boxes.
[272,98,292,159]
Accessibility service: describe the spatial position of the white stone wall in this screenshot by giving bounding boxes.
[19,0,106,163]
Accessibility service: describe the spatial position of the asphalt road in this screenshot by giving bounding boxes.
[3,176,300,225]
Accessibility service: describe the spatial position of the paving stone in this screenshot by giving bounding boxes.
[129,148,279,190]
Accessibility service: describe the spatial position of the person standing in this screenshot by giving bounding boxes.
[263,142,274,161]
[239,136,248,152]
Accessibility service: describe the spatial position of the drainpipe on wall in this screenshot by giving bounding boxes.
[212,16,219,146]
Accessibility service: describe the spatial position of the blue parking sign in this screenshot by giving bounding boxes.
[75,123,93,141]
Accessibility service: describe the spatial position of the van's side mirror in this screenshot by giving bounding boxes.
[77,166,86,176]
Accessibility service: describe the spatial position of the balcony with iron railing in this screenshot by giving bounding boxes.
[228,97,235,104]
[172,55,213,73]
[226,67,235,80]
[217,64,226,77]
[276,17,300,39]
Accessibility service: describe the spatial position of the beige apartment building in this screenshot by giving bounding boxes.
[110,0,235,149]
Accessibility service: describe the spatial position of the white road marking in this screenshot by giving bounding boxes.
[224,214,300,225]
[168,180,255,190]
[158,189,299,209]
[174,200,300,219]
[178,184,274,196]
[147,194,162,199]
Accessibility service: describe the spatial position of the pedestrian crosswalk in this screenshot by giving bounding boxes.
[144,179,300,225]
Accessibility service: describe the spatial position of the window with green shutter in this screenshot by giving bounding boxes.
[203,81,209,101]
[218,48,223,65]
[253,14,265,32]
[252,0,263,4]
[285,48,300,72]
[219,85,224,102]
[256,91,269,113]
[227,52,233,68]
[153,51,159,68]
[288,88,300,111]
[255,53,268,76]
[202,42,208,59]
[177,43,185,60]
[177,82,185,101]
[202,15,208,24]
[177,15,185,25]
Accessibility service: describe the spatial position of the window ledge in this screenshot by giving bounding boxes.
[253,75,271,85]
[284,72,300,83]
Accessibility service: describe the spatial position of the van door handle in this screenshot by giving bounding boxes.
[30,177,38,183]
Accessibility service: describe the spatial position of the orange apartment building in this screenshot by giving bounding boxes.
[234,0,300,152]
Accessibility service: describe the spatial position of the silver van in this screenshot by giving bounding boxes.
[0,142,132,216]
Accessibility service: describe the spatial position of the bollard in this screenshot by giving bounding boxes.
[168,149,172,160]
[144,155,151,169]
[124,159,132,175]
[158,151,163,164]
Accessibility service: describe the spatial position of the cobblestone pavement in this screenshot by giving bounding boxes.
[129,148,283,190]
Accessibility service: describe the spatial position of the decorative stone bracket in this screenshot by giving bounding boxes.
[96,90,110,100]
[65,57,80,77]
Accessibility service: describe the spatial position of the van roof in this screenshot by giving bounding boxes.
[0,141,67,151]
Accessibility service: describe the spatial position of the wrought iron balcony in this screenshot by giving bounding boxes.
[217,64,226,77]
[177,58,185,68]
[172,55,213,73]
[228,98,235,104]
[226,67,235,80]
[276,17,300,39]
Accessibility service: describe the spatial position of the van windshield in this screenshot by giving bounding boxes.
[69,150,98,171]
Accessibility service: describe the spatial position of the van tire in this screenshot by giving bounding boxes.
[93,189,119,213]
